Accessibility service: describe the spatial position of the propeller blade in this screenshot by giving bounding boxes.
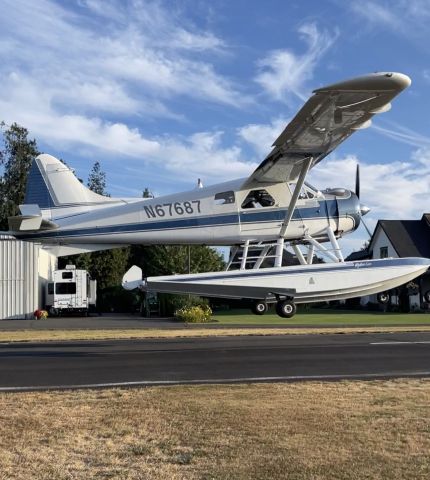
[355,163,360,199]
[361,217,373,238]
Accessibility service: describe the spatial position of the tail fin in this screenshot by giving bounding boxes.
[24,154,113,212]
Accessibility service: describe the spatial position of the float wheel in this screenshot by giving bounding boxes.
[377,292,390,305]
[276,299,297,318]
[251,300,268,315]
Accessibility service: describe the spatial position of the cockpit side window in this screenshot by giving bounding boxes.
[214,191,235,205]
[241,189,275,209]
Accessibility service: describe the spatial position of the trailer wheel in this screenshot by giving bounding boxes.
[251,301,268,315]
[276,299,297,318]
[377,292,390,305]
[424,290,430,303]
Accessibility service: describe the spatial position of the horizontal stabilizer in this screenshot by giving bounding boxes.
[8,214,43,231]
[8,204,59,231]
[8,216,59,231]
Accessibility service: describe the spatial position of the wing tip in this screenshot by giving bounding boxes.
[313,72,411,93]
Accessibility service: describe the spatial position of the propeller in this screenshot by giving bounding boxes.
[355,163,360,199]
[355,163,372,238]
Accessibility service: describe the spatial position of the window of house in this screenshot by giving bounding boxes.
[55,282,77,295]
[380,246,388,258]
[241,189,275,209]
[214,191,235,205]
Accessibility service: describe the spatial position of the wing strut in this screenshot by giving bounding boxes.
[274,156,313,268]
[279,156,313,238]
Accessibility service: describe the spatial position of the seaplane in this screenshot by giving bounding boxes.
[9,72,430,317]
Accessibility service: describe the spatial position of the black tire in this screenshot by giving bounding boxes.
[276,299,297,318]
[377,292,390,305]
[424,290,430,303]
[251,301,268,315]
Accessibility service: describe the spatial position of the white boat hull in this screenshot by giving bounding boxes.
[135,258,430,304]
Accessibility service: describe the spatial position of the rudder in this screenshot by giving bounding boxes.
[24,154,113,212]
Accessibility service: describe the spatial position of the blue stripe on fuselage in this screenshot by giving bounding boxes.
[16,200,339,241]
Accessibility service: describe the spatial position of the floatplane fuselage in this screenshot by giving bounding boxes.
[12,154,363,254]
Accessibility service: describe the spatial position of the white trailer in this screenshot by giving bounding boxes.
[45,265,97,316]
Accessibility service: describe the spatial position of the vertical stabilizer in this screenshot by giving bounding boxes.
[24,154,113,210]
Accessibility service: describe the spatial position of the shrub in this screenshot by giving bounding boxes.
[159,294,209,316]
[174,304,212,323]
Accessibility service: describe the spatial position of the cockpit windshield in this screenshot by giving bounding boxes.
[288,182,318,199]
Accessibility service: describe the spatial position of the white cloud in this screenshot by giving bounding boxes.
[309,151,430,252]
[309,153,430,221]
[0,0,249,128]
[0,72,255,184]
[372,121,430,149]
[255,23,338,103]
[0,0,262,187]
[350,2,402,29]
[349,0,430,37]
[237,117,289,158]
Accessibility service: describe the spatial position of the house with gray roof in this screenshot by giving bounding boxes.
[346,214,430,311]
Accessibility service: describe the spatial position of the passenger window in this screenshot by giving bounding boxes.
[214,191,235,205]
[241,189,275,209]
[62,271,73,279]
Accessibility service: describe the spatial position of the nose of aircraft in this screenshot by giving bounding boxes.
[337,191,370,234]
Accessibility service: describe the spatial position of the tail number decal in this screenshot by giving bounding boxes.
[144,200,201,218]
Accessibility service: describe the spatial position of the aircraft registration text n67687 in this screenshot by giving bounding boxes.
[144,200,202,218]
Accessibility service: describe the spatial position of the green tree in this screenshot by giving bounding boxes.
[142,187,153,198]
[0,122,39,230]
[129,245,225,277]
[88,161,108,195]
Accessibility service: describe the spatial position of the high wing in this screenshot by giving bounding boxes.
[242,72,411,188]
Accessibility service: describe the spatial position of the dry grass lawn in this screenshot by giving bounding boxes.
[0,380,429,479]
[2,325,430,343]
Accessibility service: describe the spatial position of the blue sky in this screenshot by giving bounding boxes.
[1,0,430,252]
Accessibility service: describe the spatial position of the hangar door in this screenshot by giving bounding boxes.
[0,237,39,319]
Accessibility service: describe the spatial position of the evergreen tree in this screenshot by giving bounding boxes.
[142,187,153,198]
[88,161,108,195]
[0,122,39,230]
[129,245,225,277]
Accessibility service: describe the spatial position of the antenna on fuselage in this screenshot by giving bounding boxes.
[197,178,203,189]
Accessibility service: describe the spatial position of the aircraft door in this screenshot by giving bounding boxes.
[239,186,285,236]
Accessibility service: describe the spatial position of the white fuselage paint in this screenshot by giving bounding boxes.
[16,178,359,248]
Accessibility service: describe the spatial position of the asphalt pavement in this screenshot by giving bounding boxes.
[1,332,430,391]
